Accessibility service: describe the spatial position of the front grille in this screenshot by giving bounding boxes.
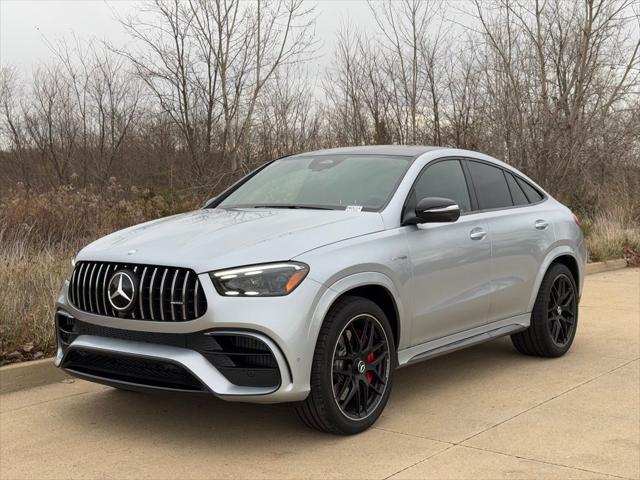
[62,350,205,391]
[68,261,207,321]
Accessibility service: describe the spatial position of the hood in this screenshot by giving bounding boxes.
[77,208,385,273]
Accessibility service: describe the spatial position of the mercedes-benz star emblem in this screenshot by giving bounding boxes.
[107,270,137,312]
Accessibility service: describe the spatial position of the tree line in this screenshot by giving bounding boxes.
[1,0,639,216]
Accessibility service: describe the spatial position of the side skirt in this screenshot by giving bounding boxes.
[397,313,530,367]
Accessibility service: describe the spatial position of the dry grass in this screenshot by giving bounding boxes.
[583,207,640,266]
[0,246,70,362]
[0,181,198,252]
[0,186,638,364]
[0,185,199,364]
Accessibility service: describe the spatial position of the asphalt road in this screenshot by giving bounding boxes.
[1,268,638,480]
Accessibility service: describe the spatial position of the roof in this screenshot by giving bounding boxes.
[290,145,444,158]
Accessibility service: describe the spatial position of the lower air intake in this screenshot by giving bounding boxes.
[62,350,205,392]
[194,333,282,389]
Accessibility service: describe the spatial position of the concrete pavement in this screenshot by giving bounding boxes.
[1,268,638,479]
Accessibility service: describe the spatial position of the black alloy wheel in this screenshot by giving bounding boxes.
[547,274,577,347]
[511,263,579,357]
[332,314,391,420]
[296,296,395,434]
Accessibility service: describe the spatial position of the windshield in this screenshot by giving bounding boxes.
[218,154,412,211]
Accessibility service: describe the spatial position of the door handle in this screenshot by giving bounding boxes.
[469,228,486,240]
[535,219,549,230]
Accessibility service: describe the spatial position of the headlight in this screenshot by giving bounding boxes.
[210,262,309,297]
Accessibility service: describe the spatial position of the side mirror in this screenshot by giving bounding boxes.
[412,197,461,224]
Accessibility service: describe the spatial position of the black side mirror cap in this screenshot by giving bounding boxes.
[406,197,461,224]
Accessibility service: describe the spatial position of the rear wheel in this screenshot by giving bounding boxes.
[511,263,578,357]
[296,296,395,434]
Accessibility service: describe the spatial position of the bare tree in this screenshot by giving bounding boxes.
[0,67,33,188]
[1,0,638,221]
[53,39,142,184]
[254,65,322,160]
[323,25,371,146]
[369,0,443,144]
[21,65,79,186]
[471,0,640,200]
[116,0,316,180]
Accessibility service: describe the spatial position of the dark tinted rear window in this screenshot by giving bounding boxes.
[467,161,513,210]
[505,172,529,206]
[516,177,544,203]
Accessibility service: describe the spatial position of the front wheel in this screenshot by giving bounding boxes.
[511,263,578,357]
[295,296,395,434]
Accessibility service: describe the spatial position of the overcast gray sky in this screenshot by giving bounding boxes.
[0,0,376,77]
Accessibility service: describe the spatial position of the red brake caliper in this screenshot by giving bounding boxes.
[365,353,375,383]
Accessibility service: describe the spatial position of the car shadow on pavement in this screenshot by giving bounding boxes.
[63,337,527,445]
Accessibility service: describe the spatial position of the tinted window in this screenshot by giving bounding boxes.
[412,160,471,212]
[505,172,529,206]
[467,161,513,210]
[219,155,412,211]
[516,177,544,203]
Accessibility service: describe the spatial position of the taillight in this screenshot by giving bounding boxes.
[572,213,580,226]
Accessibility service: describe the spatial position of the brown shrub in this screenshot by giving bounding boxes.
[0,183,201,363]
[0,181,200,252]
[583,207,640,266]
[0,249,69,362]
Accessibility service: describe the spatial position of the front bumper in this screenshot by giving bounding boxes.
[55,273,327,403]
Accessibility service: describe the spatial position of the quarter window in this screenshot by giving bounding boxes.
[411,160,471,212]
[505,172,529,206]
[467,161,513,210]
[516,177,544,203]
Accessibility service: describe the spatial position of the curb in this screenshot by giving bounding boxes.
[0,357,68,394]
[585,258,628,275]
[0,259,630,395]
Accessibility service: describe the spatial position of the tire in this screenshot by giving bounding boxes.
[295,296,395,434]
[511,263,578,357]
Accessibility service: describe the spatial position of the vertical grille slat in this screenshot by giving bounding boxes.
[81,263,90,311]
[130,266,138,319]
[75,263,85,311]
[181,271,190,322]
[87,263,97,313]
[170,269,179,322]
[159,268,169,321]
[101,264,111,316]
[148,267,158,320]
[193,274,200,318]
[68,262,205,322]
[69,265,77,306]
[94,264,104,315]
[110,265,118,316]
[139,267,147,320]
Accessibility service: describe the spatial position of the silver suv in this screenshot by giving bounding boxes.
[55,146,586,434]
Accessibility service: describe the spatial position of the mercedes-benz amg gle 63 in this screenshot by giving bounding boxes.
[55,146,586,434]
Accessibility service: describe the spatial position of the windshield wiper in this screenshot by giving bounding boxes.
[251,204,335,211]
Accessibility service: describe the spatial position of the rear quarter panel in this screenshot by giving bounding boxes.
[527,201,586,311]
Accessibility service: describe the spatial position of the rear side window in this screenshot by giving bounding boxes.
[412,160,471,212]
[516,177,544,203]
[467,161,513,210]
[505,172,529,206]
